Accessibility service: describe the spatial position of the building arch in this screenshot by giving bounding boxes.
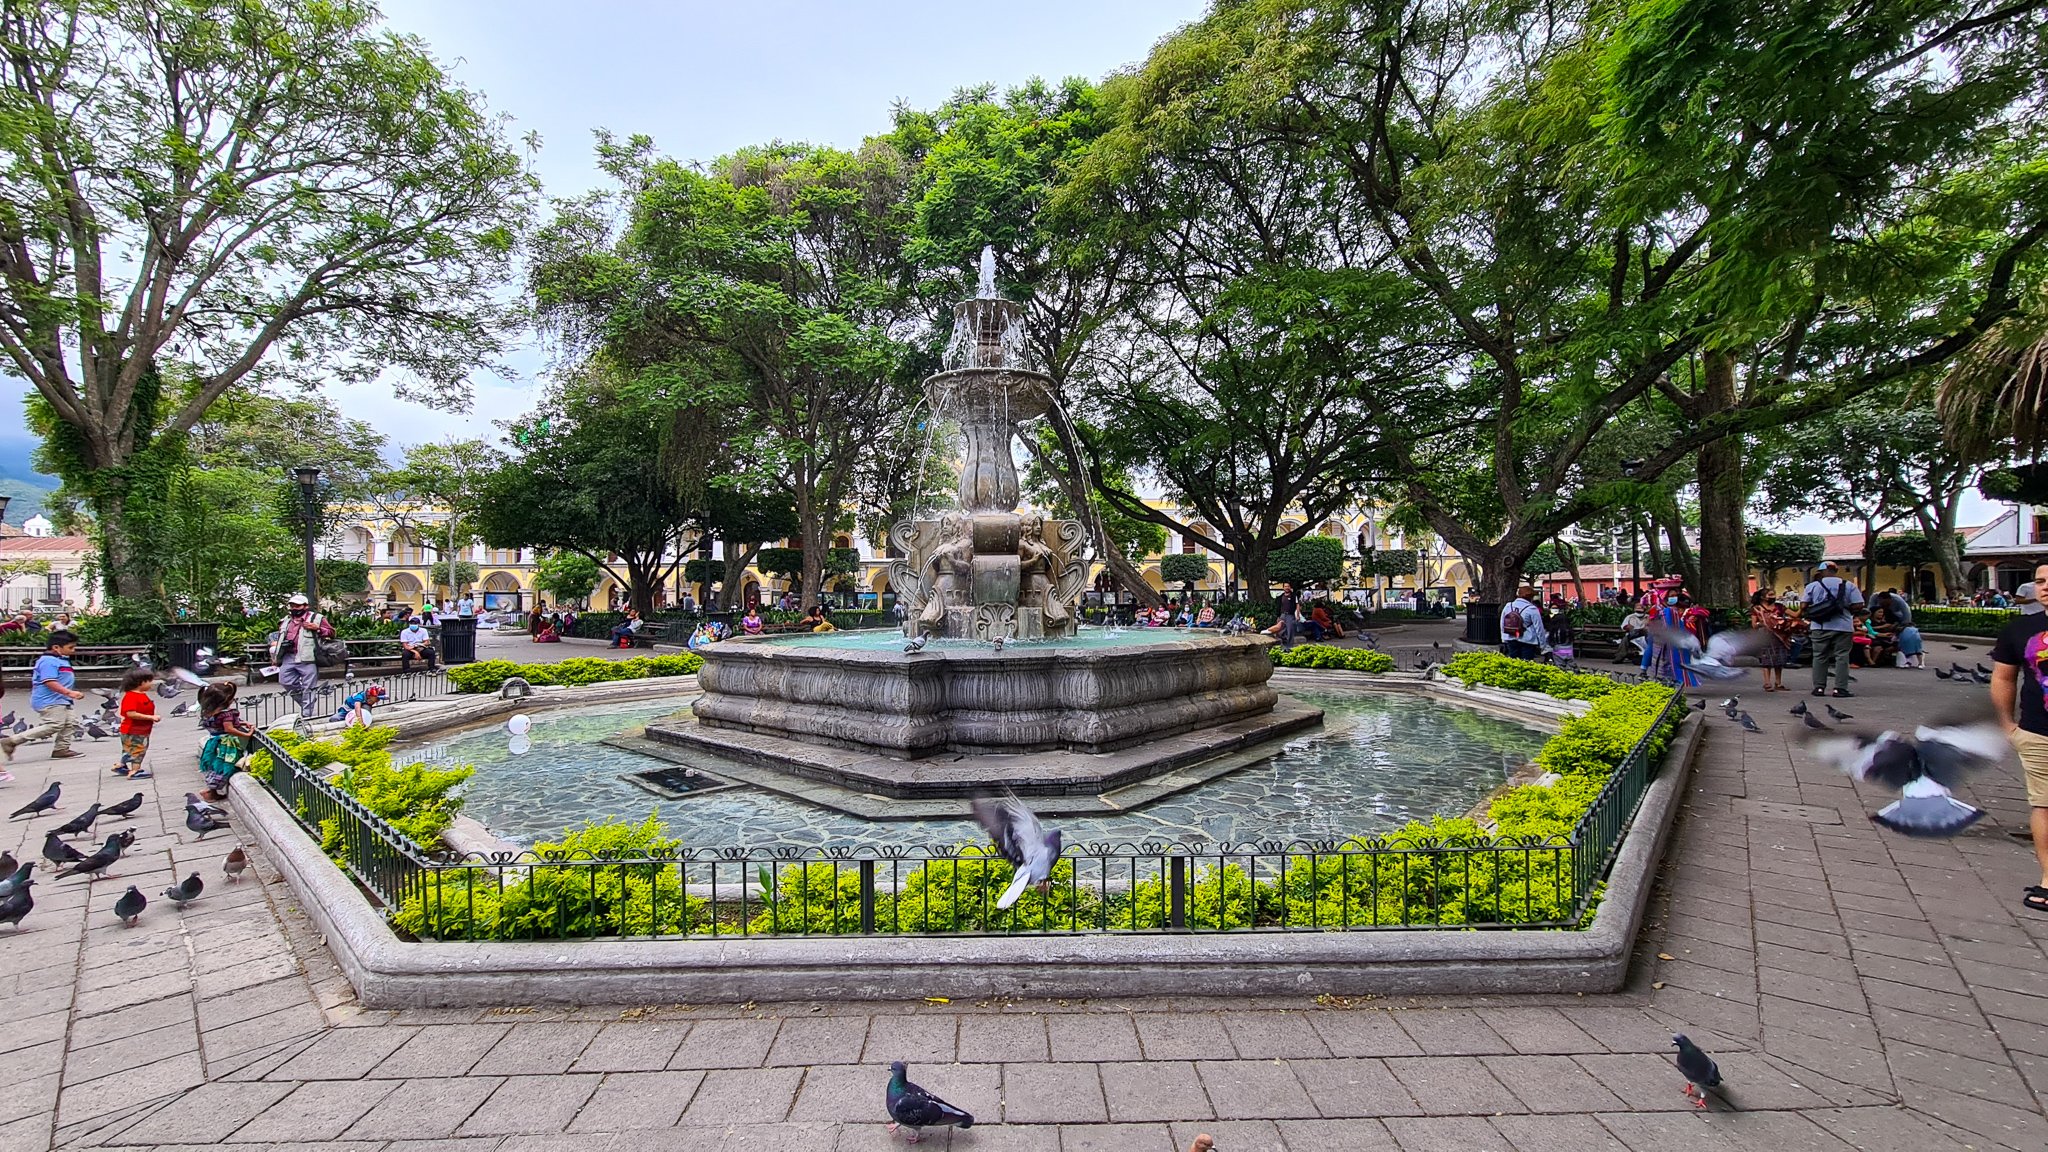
[1141,565,1167,592]
[383,572,423,601]
[870,569,891,593]
[481,571,521,593]
[1321,520,1344,538]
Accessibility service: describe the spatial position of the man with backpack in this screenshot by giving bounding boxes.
[1801,561,1865,697]
[1499,585,1547,661]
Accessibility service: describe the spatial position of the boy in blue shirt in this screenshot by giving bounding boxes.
[2,629,85,768]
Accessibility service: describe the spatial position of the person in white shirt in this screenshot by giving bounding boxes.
[456,594,475,618]
[398,617,438,672]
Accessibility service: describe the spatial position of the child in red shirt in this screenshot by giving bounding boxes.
[116,667,160,779]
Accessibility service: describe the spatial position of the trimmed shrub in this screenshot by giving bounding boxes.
[445,653,701,694]
[1442,651,1617,700]
[1272,644,1395,672]
[1912,606,2017,638]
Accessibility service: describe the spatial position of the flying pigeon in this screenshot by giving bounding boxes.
[1808,711,2008,836]
[222,847,248,882]
[0,861,31,900]
[186,806,229,839]
[9,782,59,819]
[885,1061,974,1143]
[1825,704,1853,721]
[903,634,928,655]
[1951,643,1970,650]
[1737,712,1762,733]
[184,793,228,819]
[0,851,14,883]
[166,666,207,689]
[82,721,112,740]
[113,886,145,927]
[162,872,203,907]
[1648,623,1774,681]
[1801,711,1830,731]
[55,835,125,880]
[0,876,31,929]
[1789,701,1807,716]
[970,795,1061,909]
[51,803,101,838]
[41,832,84,867]
[1672,1034,1723,1108]
[101,792,144,819]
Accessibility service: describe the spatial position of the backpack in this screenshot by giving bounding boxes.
[1501,600,1528,639]
[1808,578,1851,624]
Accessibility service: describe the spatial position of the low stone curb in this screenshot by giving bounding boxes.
[233,706,1704,1007]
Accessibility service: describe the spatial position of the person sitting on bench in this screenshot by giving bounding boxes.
[398,617,438,672]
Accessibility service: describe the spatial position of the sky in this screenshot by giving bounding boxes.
[0,0,2000,535]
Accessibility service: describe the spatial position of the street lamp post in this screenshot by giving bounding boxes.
[294,467,320,605]
[1621,458,1645,599]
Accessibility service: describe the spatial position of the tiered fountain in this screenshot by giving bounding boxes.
[644,250,1321,804]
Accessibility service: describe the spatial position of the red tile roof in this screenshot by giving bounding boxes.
[0,535,92,554]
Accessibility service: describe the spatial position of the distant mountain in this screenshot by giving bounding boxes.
[0,443,57,524]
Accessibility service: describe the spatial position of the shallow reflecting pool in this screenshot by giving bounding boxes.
[421,690,1547,851]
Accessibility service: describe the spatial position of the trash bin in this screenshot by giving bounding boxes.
[163,621,220,672]
[438,616,478,666]
[1465,602,1502,647]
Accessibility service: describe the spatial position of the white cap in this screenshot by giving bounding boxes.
[287,593,310,606]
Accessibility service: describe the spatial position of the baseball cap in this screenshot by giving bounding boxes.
[287,593,310,606]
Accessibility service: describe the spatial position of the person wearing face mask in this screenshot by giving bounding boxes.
[275,593,335,718]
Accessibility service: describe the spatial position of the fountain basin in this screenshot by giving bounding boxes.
[656,631,1321,798]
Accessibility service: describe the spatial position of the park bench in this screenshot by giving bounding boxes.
[628,621,676,649]
[239,638,412,683]
[1,644,151,691]
[1572,625,1634,662]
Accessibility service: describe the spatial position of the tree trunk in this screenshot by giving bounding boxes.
[1861,521,1879,593]
[721,543,764,610]
[1638,516,1665,578]
[1660,506,1701,592]
[1238,539,1273,602]
[1559,535,1585,602]
[1695,352,1749,607]
[626,556,658,617]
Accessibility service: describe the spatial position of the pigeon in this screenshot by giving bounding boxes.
[166,666,207,689]
[990,635,1005,652]
[184,793,228,819]
[0,876,31,929]
[222,847,248,882]
[1789,701,1807,716]
[0,851,13,884]
[1689,698,1704,711]
[1975,664,1992,676]
[498,676,533,700]
[1951,643,1970,650]
[1738,713,1762,733]
[0,861,32,900]
[1718,697,1740,710]
[1649,623,1774,681]
[186,806,229,839]
[41,832,84,867]
[970,795,1061,909]
[1974,670,1994,684]
[903,634,928,655]
[101,792,144,818]
[113,885,145,927]
[169,701,193,717]
[1951,662,1972,677]
[51,803,101,838]
[1801,711,1830,731]
[1825,704,1853,721]
[0,711,11,729]
[1808,711,2008,836]
[55,835,124,880]
[82,720,112,740]
[1933,667,1953,680]
[162,872,203,907]
[885,1061,974,1143]
[8,719,24,734]
[1672,1034,1723,1108]
[9,782,59,819]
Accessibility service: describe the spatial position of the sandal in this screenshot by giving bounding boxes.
[2026,887,2048,915]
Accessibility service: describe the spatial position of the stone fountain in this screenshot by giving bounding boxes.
[644,249,1321,806]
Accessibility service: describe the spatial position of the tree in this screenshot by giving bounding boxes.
[1266,537,1346,590]
[317,560,371,602]
[1366,550,1419,580]
[756,547,859,602]
[0,0,531,600]
[1746,532,1825,596]
[467,372,695,615]
[1159,553,1212,592]
[533,552,602,608]
[428,560,481,594]
[368,440,497,598]
[1873,532,1938,597]
[700,488,799,610]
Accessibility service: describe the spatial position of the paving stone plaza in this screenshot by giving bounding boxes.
[2,621,2043,1152]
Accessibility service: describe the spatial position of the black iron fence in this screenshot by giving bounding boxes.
[240,668,455,728]
[250,690,1684,941]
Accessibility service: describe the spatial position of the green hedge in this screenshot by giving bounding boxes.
[395,817,709,940]
[1440,651,1619,700]
[249,727,475,874]
[1912,606,2017,637]
[1272,644,1395,672]
[445,654,702,694]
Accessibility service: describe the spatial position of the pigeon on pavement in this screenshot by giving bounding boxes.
[0,712,12,729]
[222,847,248,882]
[41,832,84,867]
[0,851,14,883]
[1808,710,2008,836]
[113,886,145,927]
[162,873,203,907]
[1673,1034,1723,1108]
[55,834,124,880]
[885,1061,974,1143]
[51,803,101,838]
[1934,667,1953,680]
[184,793,228,819]
[1801,711,1830,731]
[0,876,32,929]
[186,806,228,839]
[1738,713,1762,733]
[1689,698,1705,711]
[9,782,59,819]
[82,720,112,740]
[8,719,25,734]
[971,795,1062,909]
[1789,701,1807,716]
[1976,664,1993,676]
[1826,704,1853,721]
[0,861,31,900]
[101,792,144,819]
